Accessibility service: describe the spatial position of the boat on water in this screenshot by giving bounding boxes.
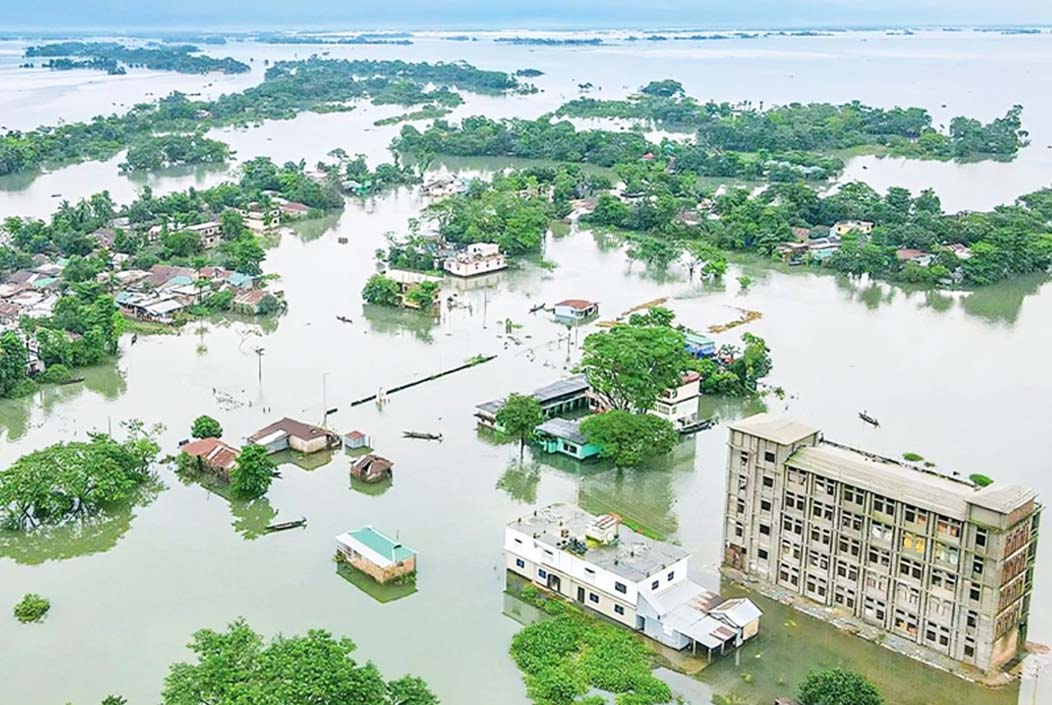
[264,517,307,533]
[403,431,442,441]
[858,411,880,427]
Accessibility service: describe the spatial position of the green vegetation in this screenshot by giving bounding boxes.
[340,153,422,196]
[495,393,544,460]
[701,334,774,396]
[25,41,250,74]
[1,57,527,178]
[161,618,438,705]
[902,452,924,462]
[404,280,440,309]
[579,320,692,413]
[13,593,50,623]
[970,473,994,487]
[510,599,671,705]
[191,415,223,439]
[362,274,402,306]
[120,133,229,172]
[580,411,678,468]
[229,445,275,499]
[798,668,884,705]
[374,106,452,127]
[0,425,161,529]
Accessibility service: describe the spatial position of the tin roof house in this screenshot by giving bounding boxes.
[553,299,599,324]
[248,417,339,455]
[476,374,591,431]
[534,418,601,461]
[336,526,416,584]
[505,504,761,658]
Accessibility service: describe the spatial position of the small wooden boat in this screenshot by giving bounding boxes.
[338,236,348,244]
[264,517,307,533]
[677,418,716,436]
[529,302,546,314]
[403,431,443,441]
[859,411,880,427]
[58,376,85,385]
[336,315,353,324]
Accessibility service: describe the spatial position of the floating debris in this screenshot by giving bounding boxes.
[708,307,763,333]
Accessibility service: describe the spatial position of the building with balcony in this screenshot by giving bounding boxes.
[722,413,1041,674]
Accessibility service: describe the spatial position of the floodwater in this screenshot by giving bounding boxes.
[0,30,1051,705]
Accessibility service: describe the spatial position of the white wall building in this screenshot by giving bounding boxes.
[652,371,701,428]
[444,243,508,277]
[505,503,761,658]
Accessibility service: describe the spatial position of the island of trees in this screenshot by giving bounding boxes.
[24,41,251,75]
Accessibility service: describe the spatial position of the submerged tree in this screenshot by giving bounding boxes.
[190,415,223,439]
[798,668,883,705]
[578,323,690,413]
[580,411,678,468]
[229,444,276,499]
[495,393,544,460]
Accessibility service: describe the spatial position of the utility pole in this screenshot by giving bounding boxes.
[253,347,265,382]
[322,372,330,426]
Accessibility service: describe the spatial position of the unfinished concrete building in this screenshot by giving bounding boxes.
[722,413,1040,673]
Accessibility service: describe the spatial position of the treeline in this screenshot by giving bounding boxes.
[24,41,250,74]
[556,81,1027,160]
[119,133,229,172]
[394,117,842,181]
[0,58,531,178]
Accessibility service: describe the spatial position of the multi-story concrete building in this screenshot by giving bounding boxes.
[507,503,762,659]
[722,413,1041,673]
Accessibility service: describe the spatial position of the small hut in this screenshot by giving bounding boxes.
[350,454,393,483]
[335,526,416,584]
[343,430,370,450]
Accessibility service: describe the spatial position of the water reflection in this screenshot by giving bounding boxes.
[362,303,438,343]
[229,495,280,540]
[335,561,417,603]
[960,273,1047,326]
[495,460,542,504]
[0,477,164,564]
[288,212,344,243]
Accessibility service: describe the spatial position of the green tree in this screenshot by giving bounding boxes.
[580,411,678,468]
[13,593,50,623]
[579,324,690,413]
[161,618,431,705]
[495,393,544,460]
[0,331,29,397]
[362,274,401,306]
[220,209,247,240]
[798,668,883,705]
[229,444,275,499]
[191,415,223,439]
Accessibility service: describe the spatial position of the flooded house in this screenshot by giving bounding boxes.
[505,504,762,659]
[248,417,339,454]
[342,430,370,450]
[534,418,601,460]
[652,371,702,429]
[386,269,443,310]
[350,454,393,483]
[475,374,591,431]
[443,242,508,277]
[553,299,599,324]
[181,437,240,482]
[684,331,717,358]
[336,526,417,584]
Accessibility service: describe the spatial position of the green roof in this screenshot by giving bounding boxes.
[347,526,416,562]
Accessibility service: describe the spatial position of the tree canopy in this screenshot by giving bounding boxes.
[798,668,884,705]
[229,445,276,499]
[578,323,691,413]
[495,393,544,459]
[580,411,678,468]
[191,415,223,439]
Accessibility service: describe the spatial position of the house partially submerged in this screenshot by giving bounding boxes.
[476,374,591,431]
[505,504,761,658]
[684,331,716,359]
[248,417,339,454]
[336,526,417,584]
[535,418,601,461]
[444,243,508,277]
[181,437,240,482]
[350,454,393,483]
[652,371,701,429]
[553,299,599,324]
[343,430,370,450]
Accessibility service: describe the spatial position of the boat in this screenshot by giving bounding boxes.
[403,431,443,441]
[529,302,546,314]
[858,411,880,427]
[58,376,85,385]
[336,315,353,324]
[677,418,716,436]
[264,517,307,533]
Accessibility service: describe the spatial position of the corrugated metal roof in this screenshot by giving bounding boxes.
[337,526,415,567]
[536,417,587,445]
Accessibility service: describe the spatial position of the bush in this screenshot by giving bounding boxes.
[191,415,223,439]
[361,274,400,306]
[799,668,883,705]
[36,363,73,384]
[902,452,924,462]
[13,593,50,623]
[970,473,994,487]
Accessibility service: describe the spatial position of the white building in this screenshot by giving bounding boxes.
[186,221,223,249]
[443,243,508,277]
[652,371,701,429]
[505,503,762,658]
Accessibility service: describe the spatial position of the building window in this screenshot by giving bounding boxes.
[972,558,984,576]
[787,468,805,485]
[970,584,981,602]
[785,492,806,512]
[514,538,523,544]
[843,486,865,504]
[782,516,803,536]
[736,499,746,515]
[808,552,830,570]
[589,592,599,604]
[903,505,927,527]
[936,516,961,539]
[538,568,548,579]
[762,475,775,488]
[815,477,836,496]
[811,502,834,521]
[667,571,675,581]
[614,604,625,615]
[760,499,772,513]
[838,536,861,558]
[964,641,975,658]
[863,596,886,623]
[515,558,525,569]
[739,450,749,465]
[651,580,660,590]
[901,532,925,555]
[840,511,863,532]
[614,582,627,594]
[975,527,988,550]
[810,525,831,546]
[870,522,893,543]
[759,523,771,536]
[867,547,891,569]
[836,561,859,581]
[967,611,978,628]
[758,547,769,560]
[873,495,896,516]
[764,450,776,463]
[898,558,923,581]
[930,569,957,592]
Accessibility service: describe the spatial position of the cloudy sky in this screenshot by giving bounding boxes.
[6,0,1052,29]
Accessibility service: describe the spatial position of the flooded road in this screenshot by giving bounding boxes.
[0,29,1050,705]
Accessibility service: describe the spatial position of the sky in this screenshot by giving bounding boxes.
[2,0,1051,30]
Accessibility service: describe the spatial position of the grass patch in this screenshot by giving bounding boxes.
[374,106,451,127]
[511,588,670,705]
[902,452,924,462]
[121,316,180,335]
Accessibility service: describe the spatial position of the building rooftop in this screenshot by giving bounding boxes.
[555,299,597,310]
[248,417,329,444]
[477,374,589,416]
[728,413,818,445]
[337,526,415,567]
[788,442,1036,519]
[536,417,588,445]
[508,503,688,583]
